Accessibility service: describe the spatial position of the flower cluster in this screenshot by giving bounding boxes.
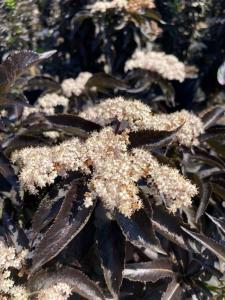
[88,0,128,13]
[79,97,204,146]
[12,97,199,217]
[125,50,186,82]
[61,72,92,98]
[126,0,155,13]
[23,93,69,117]
[37,282,72,300]
[87,0,155,14]
[0,241,28,299]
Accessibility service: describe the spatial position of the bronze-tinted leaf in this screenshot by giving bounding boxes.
[202,106,225,129]
[129,126,181,149]
[181,227,225,263]
[31,179,95,273]
[115,209,165,258]
[123,258,174,282]
[196,181,212,223]
[28,267,105,300]
[96,219,125,299]
[85,73,128,93]
[162,279,183,300]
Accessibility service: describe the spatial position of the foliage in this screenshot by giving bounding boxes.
[0,1,225,300]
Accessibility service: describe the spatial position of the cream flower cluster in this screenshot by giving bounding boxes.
[125,50,186,82]
[23,93,69,117]
[61,72,92,97]
[88,0,155,13]
[12,122,198,216]
[37,282,72,300]
[79,97,204,146]
[126,0,155,12]
[0,241,28,299]
[88,0,128,13]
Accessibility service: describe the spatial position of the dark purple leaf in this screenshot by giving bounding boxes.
[205,213,225,235]
[202,106,225,129]
[96,219,125,299]
[151,205,188,250]
[28,267,105,300]
[46,114,101,138]
[129,126,181,149]
[0,50,56,94]
[3,135,47,157]
[0,152,18,187]
[162,279,183,300]
[181,227,225,263]
[31,179,95,273]
[196,181,212,223]
[32,182,70,234]
[115,209,165,258]
[123,258,174,282]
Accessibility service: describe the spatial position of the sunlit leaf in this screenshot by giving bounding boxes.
[123,259,174,282]
[181,227,225,262]
[217,61,225,85]
[115,209,165,258]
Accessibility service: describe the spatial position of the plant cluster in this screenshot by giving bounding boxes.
[0,1,225,300]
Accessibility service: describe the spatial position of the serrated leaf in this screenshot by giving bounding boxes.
[28,266,105,300]
[31,179,95,273]
[181,227,225,263]
[202,106,225,129]
[123,258,174,282]
[196,181,212,223]
[96,219,125,299]
[151,205,188,250]
[115,209,165,258]
[162,279,182,300]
